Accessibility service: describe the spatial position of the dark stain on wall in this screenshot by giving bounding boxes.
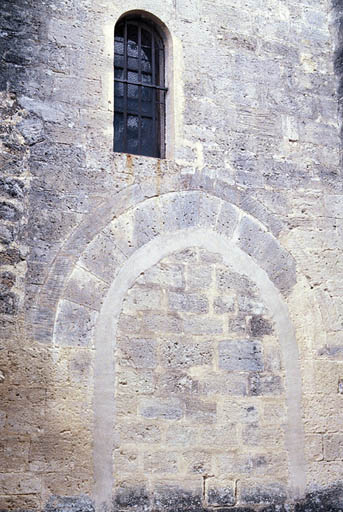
[0,0,47,94]
[38,483,343,512]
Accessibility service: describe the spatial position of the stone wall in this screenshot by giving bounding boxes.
[1,0,343,510]
[113,247,288,508]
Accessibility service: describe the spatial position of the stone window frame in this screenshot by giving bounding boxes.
[114,13,169,158]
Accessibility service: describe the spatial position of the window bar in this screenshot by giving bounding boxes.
[160,48,166,158]
[114,78,167,91]
[156,46,164,160]
[138,25,142,155]
[151,31,157,158]
[123,20,128,153]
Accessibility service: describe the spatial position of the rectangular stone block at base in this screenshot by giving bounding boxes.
[205,479,235,507]
[239,481,287,505]
[113,482,150,510]
[0,494,41,511]
[305,461,343,488]
[0,473,41,494]
[42,472,92,500]
[152,479,203,511]
[44,495,94,512]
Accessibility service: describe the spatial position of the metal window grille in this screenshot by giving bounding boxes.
[114,17,167,158]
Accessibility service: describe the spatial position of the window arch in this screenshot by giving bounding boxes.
[114,15,167,158]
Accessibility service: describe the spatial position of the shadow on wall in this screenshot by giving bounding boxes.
[0,0,45,92]
[0,2,93,511]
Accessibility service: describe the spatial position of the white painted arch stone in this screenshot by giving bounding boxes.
[52,192,304,510]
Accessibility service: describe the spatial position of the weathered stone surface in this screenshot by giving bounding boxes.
[1,0,342,508]
[117,337,157,369]
[160,339,213,369]
[0,291,18,315]
[54,300,97,347]
[157,371,199,395]
[144,451,178,474]
[168,291,209,313]
[115,422,162,445]
[113,485,150,510]
[63,265,109,311]
[79,231,127,284]
[113,249,285,504]
[219,340,264,372]
[249,315,273,337]
[45,496,94,512]
[237,216,296,294]
[206,481,235,507]
[323,434,343,461]
[137,262,185,289]
[240,483,287,505]
[185,398,217,424]
[153,483,202,512]
[186,264,212,291]
[248,374,283,396]
[139,398,184,420]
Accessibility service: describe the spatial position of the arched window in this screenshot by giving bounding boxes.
[114,15,167,158]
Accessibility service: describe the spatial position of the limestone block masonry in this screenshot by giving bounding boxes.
[1,0,343,511]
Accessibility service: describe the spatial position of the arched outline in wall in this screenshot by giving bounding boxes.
[29,178,287,344]
[114,10,175,159]
[92,227,306,511]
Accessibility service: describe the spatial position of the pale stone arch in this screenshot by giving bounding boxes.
[49,191,305,510]
[89,228,305,511]
[29,177,286,344]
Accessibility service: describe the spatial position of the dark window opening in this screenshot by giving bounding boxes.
[114,16,167,158]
